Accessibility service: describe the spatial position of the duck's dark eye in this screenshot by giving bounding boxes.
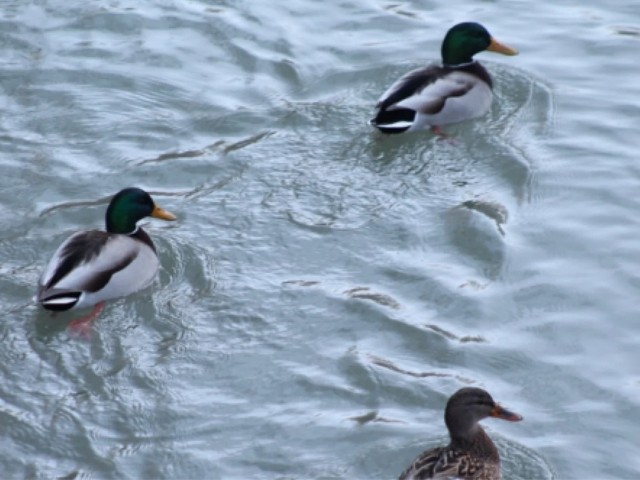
[469,394,493,406]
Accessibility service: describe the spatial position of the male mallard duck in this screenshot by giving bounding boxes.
[371,22,518,134]
[37,187,176,332]
[399,387,523,480]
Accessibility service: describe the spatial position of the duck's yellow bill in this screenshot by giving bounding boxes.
[488,37,518,56]
[152,205,177,221]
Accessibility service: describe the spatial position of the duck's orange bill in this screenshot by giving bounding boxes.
[488,37,518,56]
[490,404,523,422]
[152,205,177,221]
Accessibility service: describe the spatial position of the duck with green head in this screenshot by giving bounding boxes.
[37,187,176,333]
[371,22,518,134]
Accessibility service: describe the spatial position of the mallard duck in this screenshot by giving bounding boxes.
[37,187,176,331]
[399,387,523,480]
[371,22,518,134]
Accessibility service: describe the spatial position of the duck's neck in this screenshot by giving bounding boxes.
[443,61,493,89]
[441,43,476,67]
[130,227,156,252]
[449,426,500,462]
[442,60,476,68]
[106,213,140,234]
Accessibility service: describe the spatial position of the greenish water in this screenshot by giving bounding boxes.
[1,1,639,478]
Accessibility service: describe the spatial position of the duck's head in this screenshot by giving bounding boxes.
[444,387,522,444]
[105,187,176,234]
[441,22,518,66]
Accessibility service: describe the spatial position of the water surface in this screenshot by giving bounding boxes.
[1,1,639,478]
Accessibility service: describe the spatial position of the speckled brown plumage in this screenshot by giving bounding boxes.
[399,388,522,480]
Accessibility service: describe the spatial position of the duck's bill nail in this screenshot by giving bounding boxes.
[488,37,518,56]
[152,206,177,221]
[490,404,523,422]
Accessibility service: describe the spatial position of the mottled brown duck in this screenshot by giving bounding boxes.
[399,387,522,480]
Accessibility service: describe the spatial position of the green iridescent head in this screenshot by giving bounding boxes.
[441,22,518,66]
[105,187,176,234]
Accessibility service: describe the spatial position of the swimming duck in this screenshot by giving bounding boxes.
[371,22,518,134]
[37,187,176,331]
[399,387,522,480]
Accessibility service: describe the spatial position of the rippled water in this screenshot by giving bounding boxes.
[2,1,639,479]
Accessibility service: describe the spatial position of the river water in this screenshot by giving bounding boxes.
[1,1,639,478]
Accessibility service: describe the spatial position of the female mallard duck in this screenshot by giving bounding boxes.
[37,187,176,331]
[399,387,523,480]
[371,22,518,134]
